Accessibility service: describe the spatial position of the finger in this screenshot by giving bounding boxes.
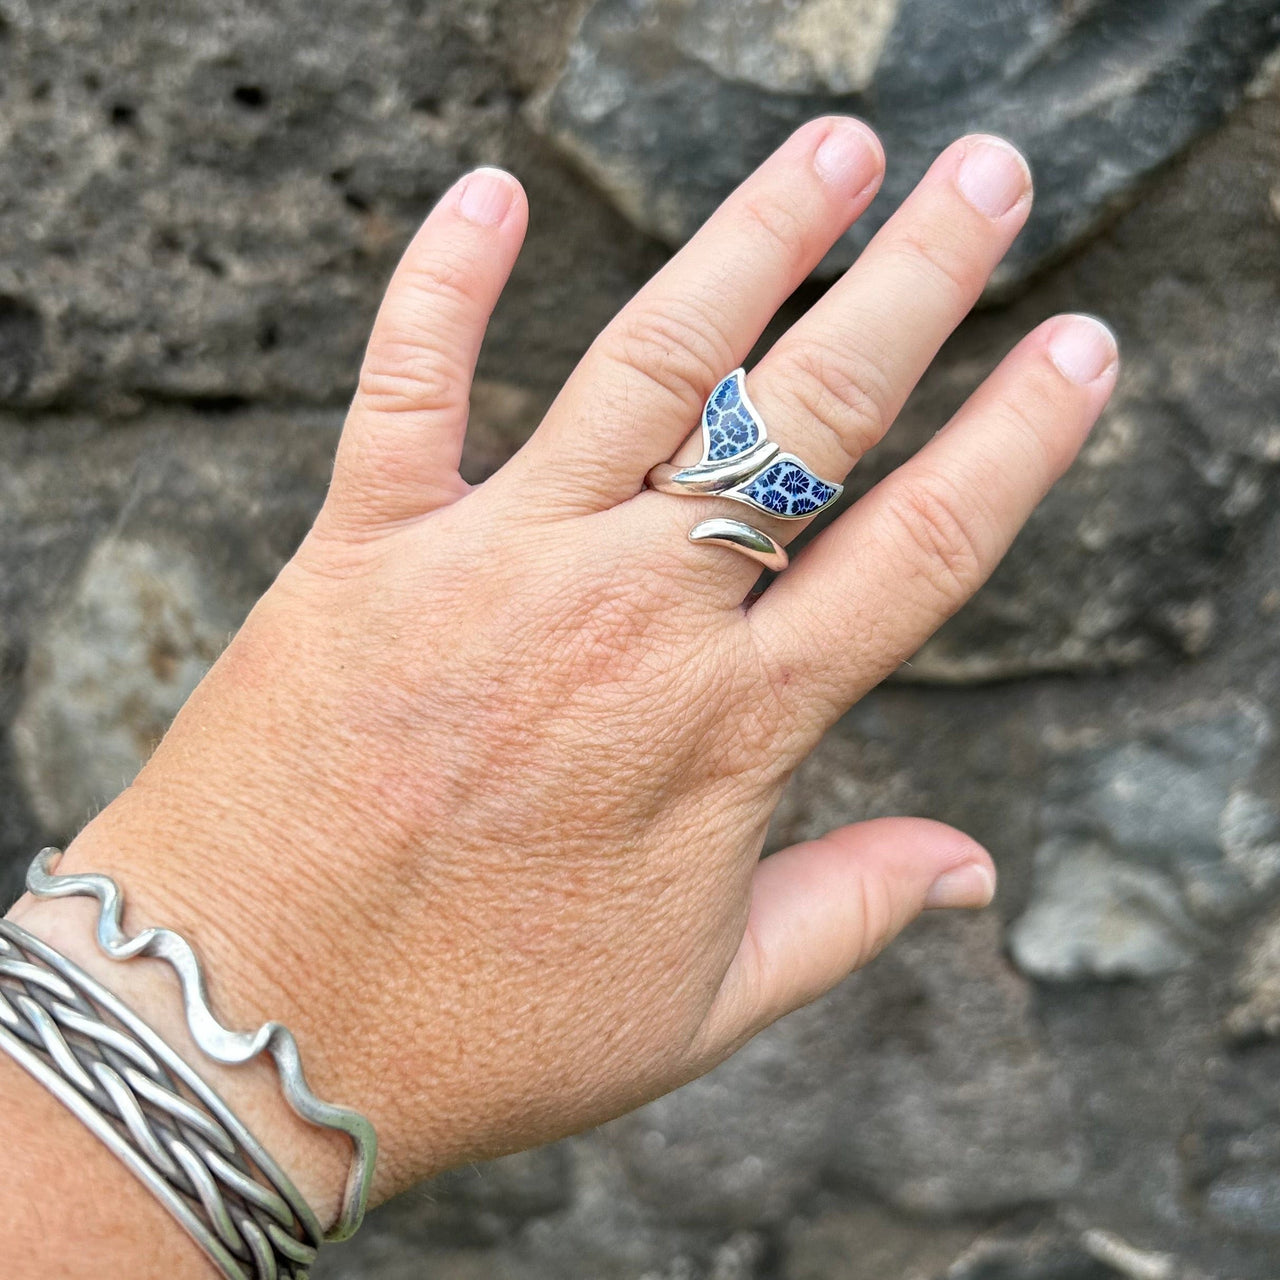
[325,167,529,530]
[694,818,994,1057]
[630,133,1033,599]
[753,314,1119,715]
[516,117,885,511]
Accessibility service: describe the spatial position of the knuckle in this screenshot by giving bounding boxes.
[356,247,481,414]
[885,474,986,606]
[357,341,462,416]
[736,192,811,279]
[995,368,1079,478]
[602,296,737,421]
[991,392,1058,476]
[852,871,899,968]
[883,225,974,307]
[768,340,896,466]
[400,246,479,313]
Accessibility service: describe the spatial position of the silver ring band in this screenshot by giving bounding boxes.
[688,518,788,572]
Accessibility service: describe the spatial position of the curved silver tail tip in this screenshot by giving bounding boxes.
[688,517,788,572]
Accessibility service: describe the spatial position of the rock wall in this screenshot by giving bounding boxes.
[2,2,1280,1276]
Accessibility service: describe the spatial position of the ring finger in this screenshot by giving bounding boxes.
[629,133,1033,591]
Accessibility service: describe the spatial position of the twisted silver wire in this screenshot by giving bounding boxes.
[0,920,320,1279]
[26,846,376,1241]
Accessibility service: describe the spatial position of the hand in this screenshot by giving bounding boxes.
[8,118,1117,1228]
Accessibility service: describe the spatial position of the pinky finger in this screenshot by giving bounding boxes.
[751,313,1119,717]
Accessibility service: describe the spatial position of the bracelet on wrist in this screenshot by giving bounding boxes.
[4,845,379,1271]
[0,919,321,1279]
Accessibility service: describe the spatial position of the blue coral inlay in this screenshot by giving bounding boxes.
[738,460,838,518]
[703,373,761,461]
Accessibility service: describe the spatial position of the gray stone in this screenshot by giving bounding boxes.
[1009,708,1280,982]
[0,0,650,411]
[1008,839,1203,982]
[0,406,342,854]
[948,1222,1188,1280]
[782,1200,978,1280]
[600,1011,843,1229]
[822,911,1082,1214]
[1183,1045,1280,1242]
[541,0,1280,288]
[11,536,238,835]
[1226,905,1280,1042]
[596,884,1078,1225]
[671,0,901,97]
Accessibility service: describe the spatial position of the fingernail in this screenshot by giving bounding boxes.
[1048,314,1119,385]
[457,167,515,226]
[923,862,996,910]
[956,137,1031,219]
[814,121,880,191]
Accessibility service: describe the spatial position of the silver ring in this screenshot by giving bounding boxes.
[646,368,843,568]
[688,518,788,572]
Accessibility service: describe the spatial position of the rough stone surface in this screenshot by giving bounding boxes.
[11,537,237,833]
[1008,840,1202,982]
[540,0,1280,287]
[0,0,655,410]
[947,1221,1194,1280]
[1009,708,1280,981]
[1226,904,1280,1042]
[2,4,1280,1279]
[782,1201,978,1280]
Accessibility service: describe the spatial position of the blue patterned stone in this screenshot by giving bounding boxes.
[738,459,838,518]
[703,373,760,461]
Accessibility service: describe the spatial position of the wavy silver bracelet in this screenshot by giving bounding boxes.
[0,919,321,1278]
[23,846,377,1243]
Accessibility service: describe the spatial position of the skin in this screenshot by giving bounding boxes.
[0,118,1118,1276]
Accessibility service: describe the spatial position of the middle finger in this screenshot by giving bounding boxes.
[632,134,1033,591]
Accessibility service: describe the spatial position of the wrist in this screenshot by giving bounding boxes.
[6,801,364,1231]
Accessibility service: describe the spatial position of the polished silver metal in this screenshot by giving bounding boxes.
[688,518,788,572]
[646,445,781,498]
[25,847,376,1242]
[0,919,320,1279]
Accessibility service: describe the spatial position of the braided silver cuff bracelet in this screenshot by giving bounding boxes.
[21,846,377,1243]
[0,920,320,1278]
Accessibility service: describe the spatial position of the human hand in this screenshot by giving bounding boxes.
[8,118,1117,1229]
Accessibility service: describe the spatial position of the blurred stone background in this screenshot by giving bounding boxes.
[2,0,1280,1275]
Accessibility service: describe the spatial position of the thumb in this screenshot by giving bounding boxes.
[695,817,995,1059]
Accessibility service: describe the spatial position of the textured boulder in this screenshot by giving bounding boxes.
[1183,1045,1280,1242]
[781,1202,977,1280]
[1008,839,1203,982]
[541,0,1280,287]
[1226,905,1280,1042]
[0,0,643,411]
[1009,708,1279,981]
[11,537,236,833]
